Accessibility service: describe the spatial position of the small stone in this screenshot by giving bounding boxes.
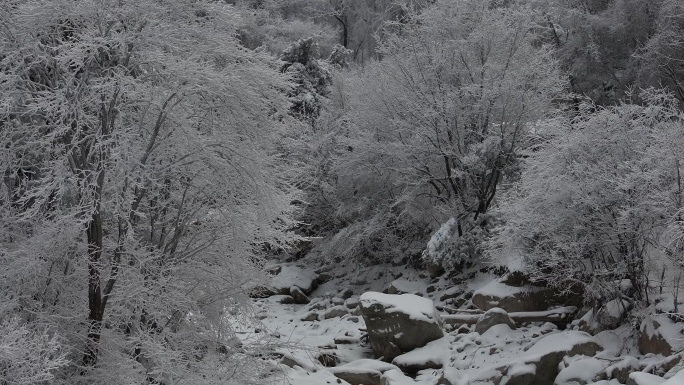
[345,298,360,309]
[290,286,310,304]
[339,288,354,300]
[318,272,333,283]
[475,307,516,334]
[301,312,320,322]
[324,306,349,319]
[308,300,328,311]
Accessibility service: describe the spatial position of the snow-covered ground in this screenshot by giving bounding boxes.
[231,261,684,385]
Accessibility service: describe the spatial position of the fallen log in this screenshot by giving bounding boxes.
[441,306,578,326]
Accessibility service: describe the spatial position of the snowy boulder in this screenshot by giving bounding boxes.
[391,335,455,374]
[490,331,603,385]
[606,356,640,383]
[331,368,381,385]
[360,292,444,362]
[554,357,606,385]
[330,360,399,385]
[627,372,666,385]
[639,314,683,356]
[323,305,349,319]
[475,307,516,334]
[522,331,602,385]
[471,279,564,313]
[380,368,418,385]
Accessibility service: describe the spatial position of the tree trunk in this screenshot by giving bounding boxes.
[83,210,105,367]
[83,164,108,368]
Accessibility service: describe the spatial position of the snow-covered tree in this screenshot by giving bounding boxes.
[312,0,565,266]
[281,37,333,125]
[487,90,684,305]
[0,0,298,383]
[636,0,684,104]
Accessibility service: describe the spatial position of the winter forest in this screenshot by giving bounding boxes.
[2,0,684,384]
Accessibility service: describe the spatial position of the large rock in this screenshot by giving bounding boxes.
[472,279,570,313]
[392,336,452,374]
[359,292,444,362]
[475,307,516,334]
[521,331,602,385]
[639,314,683,356]
[483,331,603,385]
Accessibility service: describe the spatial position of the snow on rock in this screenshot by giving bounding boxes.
[323,305,349,319]
[471,279,559,313]
[277,365,350,385]
[474,307,516,334]
[329,360,400,385]
[627,372,666,385]
[605,356,640,383]
[554,356,606,385]
[380,368,418,385]
[360,292,444,362]
[335,359,400,372]
[330,367,382,385]
[271,265,319,294]
[526,331,602,357]
[463,331,604,385]
[392,335,454,373]
[639,314,683,356]
[359,292,442,324]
